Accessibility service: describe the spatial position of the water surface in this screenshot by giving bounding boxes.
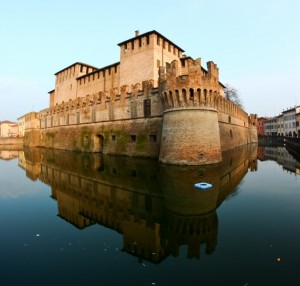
[0,145,299,286]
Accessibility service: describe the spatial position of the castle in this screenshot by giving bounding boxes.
[24,30,257,165]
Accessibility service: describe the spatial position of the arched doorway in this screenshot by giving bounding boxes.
[93,134,104,153]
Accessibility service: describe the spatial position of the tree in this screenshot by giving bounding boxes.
[224,84,243,108]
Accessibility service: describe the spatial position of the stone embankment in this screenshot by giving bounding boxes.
[0,137,23,147]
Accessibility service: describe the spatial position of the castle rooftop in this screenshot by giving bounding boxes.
[117,30,185,53]
[54,62,99,76]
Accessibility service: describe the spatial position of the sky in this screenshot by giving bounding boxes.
[1,0,300,121]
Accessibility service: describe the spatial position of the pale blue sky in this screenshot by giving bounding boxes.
[1,0,299,121]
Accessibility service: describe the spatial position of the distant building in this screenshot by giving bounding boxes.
[257,117,268,136]
[277,114,284,136]
[296,111,300,137]
[260,105,300,137]
[17,116,25,137]
[264,117,277,136]
[0,120,18,137]
[282,106,300,137]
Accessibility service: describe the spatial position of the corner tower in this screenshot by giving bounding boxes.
[158,58,224,165]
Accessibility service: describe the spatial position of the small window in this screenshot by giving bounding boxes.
[189,88,194,100]
[228,116,231,123]
[149,135,156,143]
[157,37,160,45]
[111,135,116,142]
[130,135,136,142]
[157,60,160,68]
[144,99,151,117]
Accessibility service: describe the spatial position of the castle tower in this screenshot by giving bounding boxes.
[158,58,224,165]
[118,30,184,91]
[249,114,258,143]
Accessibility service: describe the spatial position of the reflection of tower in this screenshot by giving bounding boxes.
[162,211,218,259]
[160,163,221,259]
[249,143,258,171]
[22,147,42,181]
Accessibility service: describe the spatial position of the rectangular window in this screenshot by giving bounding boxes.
[130,135,136,143]
[111,135,116,142]
[131,101,137,118]
[149,135,156,143]
[157,60,160,68]
[76,112,80,124]
[157,36,160,45]
[144,99,151,117]
[92,108,96,122]
[146,35,150,45]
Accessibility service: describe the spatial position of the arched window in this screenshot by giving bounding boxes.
[182,89,187,105]
[189,88,194,101]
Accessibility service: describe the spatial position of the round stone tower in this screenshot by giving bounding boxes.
[158,59,223,165]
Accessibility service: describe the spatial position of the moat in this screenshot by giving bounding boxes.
[0,144,299,285]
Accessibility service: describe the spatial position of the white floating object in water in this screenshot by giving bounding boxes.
[194,182,212,190]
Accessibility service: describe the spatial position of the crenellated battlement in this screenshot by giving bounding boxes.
[158,58,249,124]
[41,79,156,118]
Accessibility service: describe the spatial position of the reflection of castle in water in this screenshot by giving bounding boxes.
[258,146,300,175]
[20,144,257,263]
[0,149,20,160]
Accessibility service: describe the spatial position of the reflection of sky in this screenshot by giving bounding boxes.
[248,160,299,195]
[0,159,44,199]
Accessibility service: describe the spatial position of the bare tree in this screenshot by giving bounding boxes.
[224,84,243,108]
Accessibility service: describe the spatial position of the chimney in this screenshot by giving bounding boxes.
[135,30,140,37]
